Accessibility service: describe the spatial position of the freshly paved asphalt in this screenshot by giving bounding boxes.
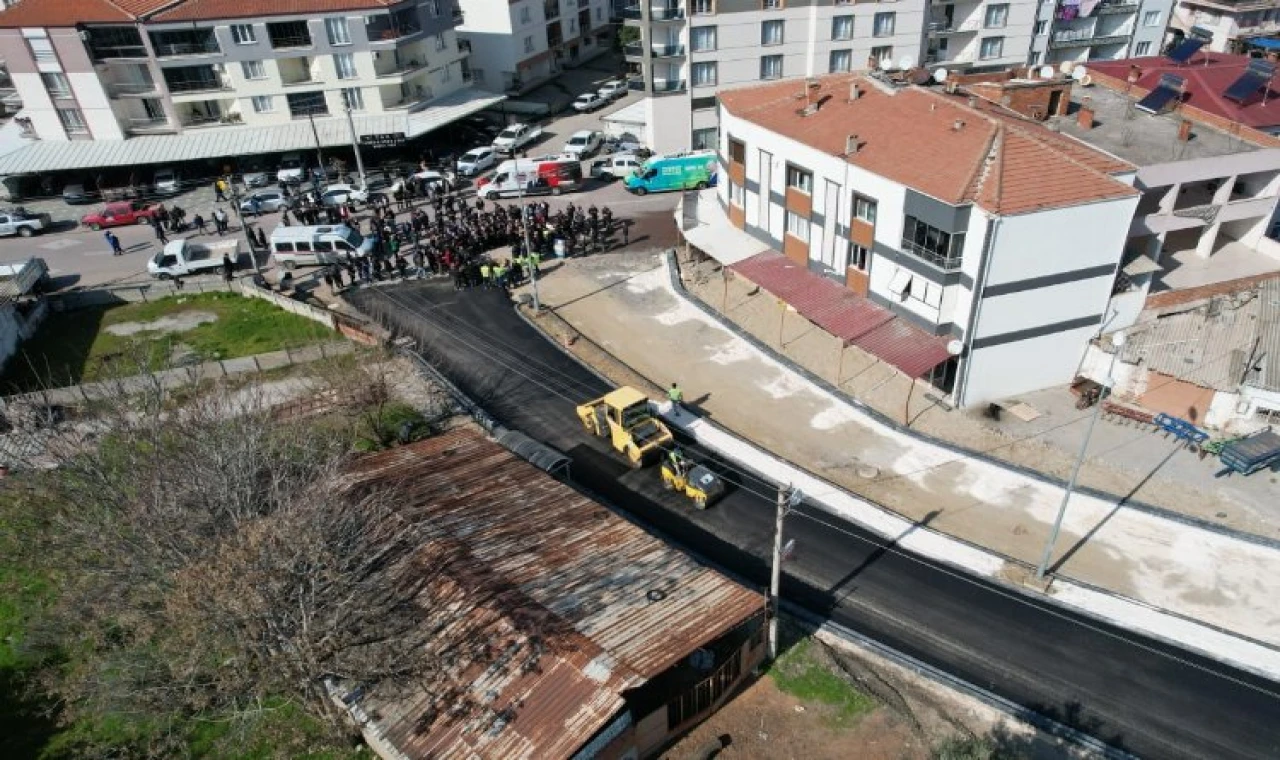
[350,279,1280,760]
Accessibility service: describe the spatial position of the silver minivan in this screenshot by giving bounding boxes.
[269,225,375,270]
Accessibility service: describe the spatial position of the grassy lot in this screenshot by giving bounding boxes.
[2,292,334,392]
[769,638,877,726]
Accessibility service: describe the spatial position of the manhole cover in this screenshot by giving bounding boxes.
[856,465,880,479]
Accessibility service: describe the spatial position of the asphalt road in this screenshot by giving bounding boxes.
[351,280,1279,760]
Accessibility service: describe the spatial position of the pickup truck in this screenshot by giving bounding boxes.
[148,239,238,280]
[0,208,51,238]
[0,256,50,298]
[492,123,543,155]
[81,200,159,230]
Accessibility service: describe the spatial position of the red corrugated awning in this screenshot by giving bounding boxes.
[730,252,954,378]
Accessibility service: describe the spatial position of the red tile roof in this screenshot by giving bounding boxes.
[0,0,134,25]
[718,74,1137,216]
[1088,54,1280,131]
[731,252,954,378]
[151,0,398,22]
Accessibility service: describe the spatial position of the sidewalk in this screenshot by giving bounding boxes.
[520,250,1280,662]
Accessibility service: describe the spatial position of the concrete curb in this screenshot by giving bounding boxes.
[663,250,1280,553]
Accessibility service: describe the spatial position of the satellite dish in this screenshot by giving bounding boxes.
[881,56,895,70]
[1079,74,1093,86]
[946,339,964,356]
[1072,66,1089,82]
[898,55,915,71]
[1060,61,1076,75]
[1039,65,1056,80]
[933,67,950,84]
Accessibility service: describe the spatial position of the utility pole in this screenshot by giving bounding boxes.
[767,485,803,661]
[307,110,327,190]
[517,178,541,312]
[1035,331,1126,580]
[344,105,367,188]
[226,179,263,277]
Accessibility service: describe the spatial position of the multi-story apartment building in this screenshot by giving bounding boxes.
[923,0,1038,71]
[1171,0,1280,53]
[682,73,1143,406]
[1028,0,1174,65]
[457,0,614,93]
[0,0,501,175]
[625,0,931,154]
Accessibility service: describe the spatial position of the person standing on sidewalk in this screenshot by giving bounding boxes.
[151,216,168,245]
[214,177,228,202]
[668,382,684,412]
[105,230,124,256]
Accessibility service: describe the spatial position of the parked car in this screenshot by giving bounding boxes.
[148,239,239,280]
[605,132,646,155]
[491,123,543,155]
[319,183,369,207]
[456,146,498,177]
[590,153,642,181]
[0,207,52,237]
[62,182,98,205]
[152,168,181,196]
[277,153,306,184]
[80,200,159,230]
[598,80,628,101]
[241,162,269,188]
[571,92,608,113]
[412,169,456,193]
[563,130,604,159]
[239,191,288,216]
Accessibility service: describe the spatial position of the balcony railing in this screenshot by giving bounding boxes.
[166,78,229,94]
[1096,0,1140,14]
[90,44,148,60]
[108,82,159,97]
[652,79,687,93]
[1049,32,1130,49]
[652,7,686,20]
[153,41,221,57]
[624,43,643,57]
[269,34,313,49]
[653,44,684,57]
[368,24,421,42]
[375,59,428,78]
[628,78,646,91]
[622,5,642,19]
[127,116,175,133]
[291,107,331,119]
[900,240,962,270]
[179,112,222,127]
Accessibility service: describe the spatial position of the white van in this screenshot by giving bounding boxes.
[269,225,374,270]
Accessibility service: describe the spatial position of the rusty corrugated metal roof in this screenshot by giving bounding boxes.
[337,427,763,760]
[732,252,953,377]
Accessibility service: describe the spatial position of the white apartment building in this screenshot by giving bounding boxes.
[0,0,501,177]
[457,0,613,93]
[682,73,1142,406]
[924,0,1038,70]
[1027,0,1174,65]
[1171,0,1280,53]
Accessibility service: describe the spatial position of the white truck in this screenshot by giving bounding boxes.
[491,123,543,155]
[148,239,238,280]
[0,207,52,238]
[0,256,50,298]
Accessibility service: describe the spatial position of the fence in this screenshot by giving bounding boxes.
[238,279,337,330]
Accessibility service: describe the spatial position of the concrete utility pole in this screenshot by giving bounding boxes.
[768,485,803,661]
[226,179,263,277]
[307,111,327,189]
[344,105,367,188]
[517,180,541,312]
[1035,331,1126,580]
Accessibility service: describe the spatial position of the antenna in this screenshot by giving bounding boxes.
[933,68,949,84]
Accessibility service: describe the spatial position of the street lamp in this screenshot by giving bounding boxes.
[1035,330,1126,580]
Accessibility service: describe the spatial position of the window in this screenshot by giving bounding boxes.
[333,52,357,79]
[786,165,813,193]
[435,33,447,51]
[1135,41,1152,56]
[692,127,718,150]
[871,45,892,64]
[56,107,87,134]
[27,37,56,63]
[1143,10,1161,26]
[762,20,784,46]
[524,36,535,53]
[231,24,257,44]
[853,194,877,224]
[691,26,717,52]
[1034,20,1046,36]
[691,61,717,86]
[848,243,869,271]
[426,0,441,16]
[760,54,783,80]
[829,49,852,73]
[902,215,964,269]
[241,60,266,80]
[873,12,895,37]
[692,0,713,13]
[785,211,810,242]
[596,7,602,20]
[832,15,854,41]
[41,72,71,98]
[286,90,328,117]
[341,86,364,110]
[692,95,717,110]
[763,0,782,8]
[984,3,1008,28]
[729,138,746,164]
[251,95,274,112]
[979,36,1004,60]
[520,6,531,23]
[325,17,351,45]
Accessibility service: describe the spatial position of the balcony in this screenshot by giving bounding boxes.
[624,42,643,59]
[1049,31,1131,49]
[279,56,320,87]
[628,78,646,91]
[652,79,687,94]
[651,44,684,57]
[268,22,313,50]
[652,6,686,20]
[367,15,423,44]
[929,17,982,35]
[107,81,160,98]
[125,117,176,135]
[622,5,643,19]
[544,0,561,19]
[375,57,430,80]
[163,66,231,94]
[150,34,221,58]
[1096,0,1140,14]
[89,42,148,61]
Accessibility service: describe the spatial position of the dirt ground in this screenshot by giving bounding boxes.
[662,676,926,760]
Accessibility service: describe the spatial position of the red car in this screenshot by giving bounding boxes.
[80,200,159,230]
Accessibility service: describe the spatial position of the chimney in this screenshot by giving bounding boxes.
[1128,65,1142,84]
[845,134,860,155]
[849,82,862,102]
[1077,97,1095,129]
[953,119,965,131]
[968,95,978,108]
[1178,119,1193,142]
